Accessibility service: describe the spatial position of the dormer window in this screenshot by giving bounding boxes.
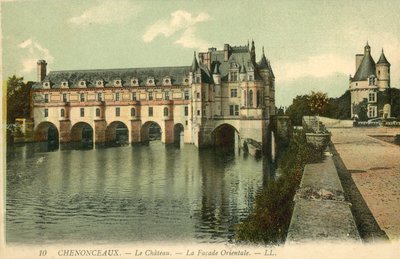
[96,80,104,87]
[79,80,86,88]
[146,77,155,86]
[131,78,139,86]
[163,77,172,86]
[368,76,376,86]
[61,81,68,88]
[184,78,189,84]
[43,81,50,89]
[114,79,122,87]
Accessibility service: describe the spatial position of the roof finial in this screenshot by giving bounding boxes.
[262,46,265,55]
[382,48,384,53]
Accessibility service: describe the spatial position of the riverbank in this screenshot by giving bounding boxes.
[330,127,400,241]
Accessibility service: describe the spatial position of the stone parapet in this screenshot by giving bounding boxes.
[286,153,361,243]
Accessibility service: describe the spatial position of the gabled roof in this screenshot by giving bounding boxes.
[32,66,191,89]
[352,52,376,81]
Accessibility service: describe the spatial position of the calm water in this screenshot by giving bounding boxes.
[6,142,274,244]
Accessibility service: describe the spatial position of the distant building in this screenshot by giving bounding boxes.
[349,43,391,119]
[31,41,276,148]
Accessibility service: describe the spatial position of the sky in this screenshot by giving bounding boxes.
[2,0,400,106]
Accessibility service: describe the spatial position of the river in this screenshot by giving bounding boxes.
[6,142,274,244]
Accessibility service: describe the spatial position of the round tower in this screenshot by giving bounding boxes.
[376,49,390,90]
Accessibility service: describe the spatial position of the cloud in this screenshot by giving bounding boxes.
[274,54,353,83]
[68,0,141,26]
[18,38,54,73]
[143,10,211,50]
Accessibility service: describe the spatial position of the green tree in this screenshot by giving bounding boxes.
[285,95,313,126]
[6,75,33,144]
[308,91,328,132]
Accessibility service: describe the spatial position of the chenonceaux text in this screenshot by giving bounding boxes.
[57,250,120,256]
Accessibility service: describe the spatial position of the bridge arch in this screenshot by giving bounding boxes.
[174,123,184,146]
[106,121,129,145]
[71,122,93,143]
[34,121,59,143]
[141,121,162,143]
[211,123,240,147]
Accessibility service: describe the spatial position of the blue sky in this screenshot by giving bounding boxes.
[2,0,400,106]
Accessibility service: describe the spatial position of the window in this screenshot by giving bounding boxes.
[203,109,206,116]
[44,108,48,117]
[116,107,120,116]
[60,109,65,117]
[131,108,136,117]
[249,90,253,107]
[96,108,101,117]
[197,110,200,116]
[256,90,261,107]
[165,91,170,100]
[184,106,188,116]
[196,76,201,83]
[184,91,189,100]
[149,92,153,100]
[196,92,200,99]
[149,107,153,117]
[229,105,239,116]
[80,93,85,102]
[368,77,376,86]
[63,93,67,102]
[230,89,238,98]
[80,108,84,117]
[368,106,377,118]
[231,72,238,81]
[98,93,103,101]
[132,92,137,101]
[115,92,120,101]
[164,107,169,116]
[249,75,253,81]
[44,94,49,103]
[369,92,376,102]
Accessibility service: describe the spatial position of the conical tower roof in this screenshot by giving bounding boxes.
[191,52,199,72]
[258,46,269,69]
[213,63,220,74]
[352,47,376,81]
[377,49,390,65]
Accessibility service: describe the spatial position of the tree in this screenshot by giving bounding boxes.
[6,75,33,144]
[285,95,313,126]
[308,91,328,132]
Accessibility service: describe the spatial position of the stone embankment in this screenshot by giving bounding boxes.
[286,151,361,243]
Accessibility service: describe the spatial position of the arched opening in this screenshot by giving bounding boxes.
[34,122,59,150]
[106,121,129,146]
[70,122,93,148]
[173,123,184,147]
[256,90,261,107]
[211,123,239,148]
[141,121,161,143]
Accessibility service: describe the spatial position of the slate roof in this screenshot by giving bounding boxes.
[352,51,376,81]
[32,66,192,89]
[209,47,262,81]
[377,51,390,65]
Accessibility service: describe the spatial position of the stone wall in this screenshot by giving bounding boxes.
[286,152,361,243]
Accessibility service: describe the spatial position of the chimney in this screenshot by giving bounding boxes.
[355,54,363,72]
[37,60,47,82]
[224,44,230,62]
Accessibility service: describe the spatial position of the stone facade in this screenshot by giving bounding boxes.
[349,43,391,119]
[31,41,275,148]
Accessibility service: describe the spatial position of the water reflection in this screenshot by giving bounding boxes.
[6,142,273,244]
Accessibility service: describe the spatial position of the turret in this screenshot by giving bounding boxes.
[212,63,221,85]
[250,40,256,63]
[37,60,47,82]
[239,60,247,81]
[190,52,200,84]
[376,49,390,90]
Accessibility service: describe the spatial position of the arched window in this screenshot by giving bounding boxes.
[60,108,65,117]
[249,90,253,107]
[96,108,101,117]
[243,91,247,106]
[131,107,136,117]
[164,107,169,116]
[256,90,261,107]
